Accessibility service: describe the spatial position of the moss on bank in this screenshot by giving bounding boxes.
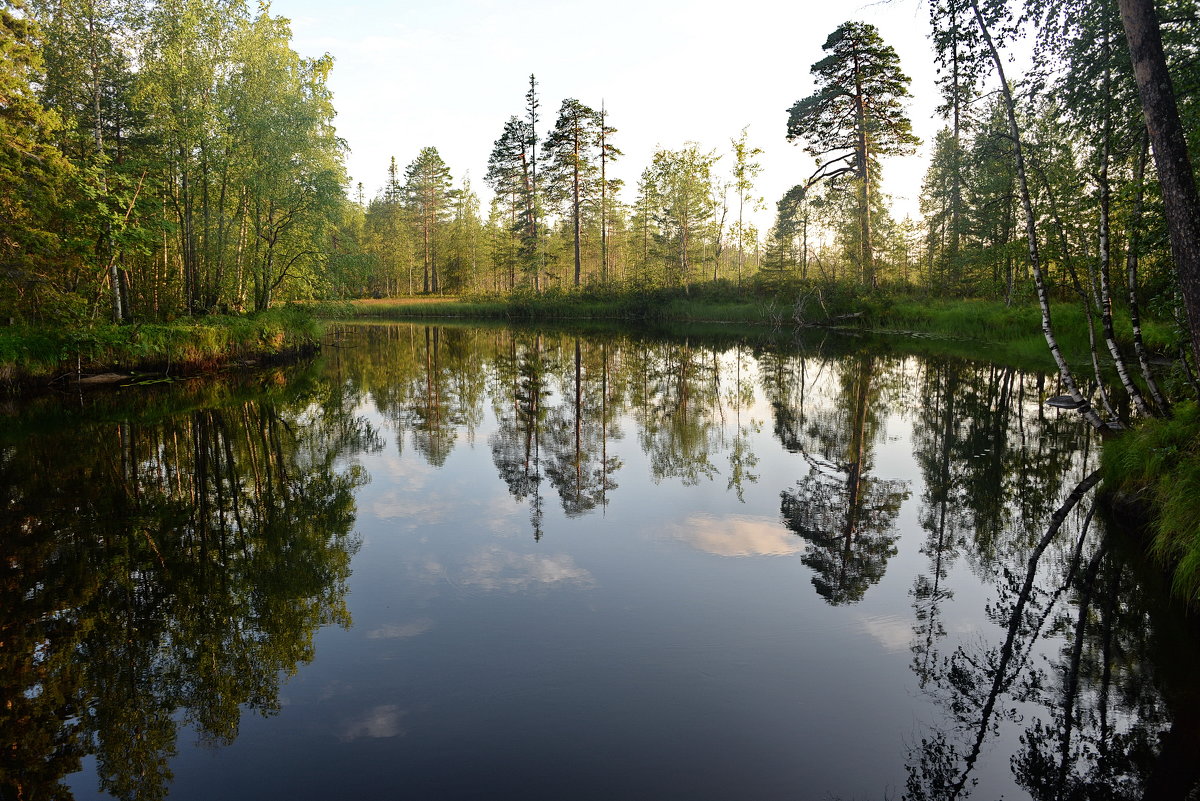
[1102,401,1200,603]
[0,305,322,387]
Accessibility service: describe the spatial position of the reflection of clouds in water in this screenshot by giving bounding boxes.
[371,489,448,523]
[675,515,805,557]
[318,679,353,702]
[367,618,434,640]
[339,704,405,741]
[859,615,911,652]
[378,452,434,485]
[458,547,596,592]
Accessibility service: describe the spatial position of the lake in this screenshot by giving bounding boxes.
[5,321,1197,800]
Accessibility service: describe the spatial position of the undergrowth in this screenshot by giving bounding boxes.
[1102,401,1200,603]
[0,305,321,383]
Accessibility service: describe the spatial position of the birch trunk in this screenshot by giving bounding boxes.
[969,0,1108,430]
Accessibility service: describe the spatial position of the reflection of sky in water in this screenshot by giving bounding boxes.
[674,514,804,557]
[57,325,1181,801]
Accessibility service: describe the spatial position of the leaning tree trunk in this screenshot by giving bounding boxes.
[1118,0,1200,368]
[969,0,1108,430]
[1038,167,1117,420]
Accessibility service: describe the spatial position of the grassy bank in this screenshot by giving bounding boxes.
[0,305,322,387]
[316,287,1176,372]
[1102,402,1200,604]
[880,297,1175,364]
[318,290,771,326]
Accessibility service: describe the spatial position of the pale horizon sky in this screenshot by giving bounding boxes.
[279,0,947,230]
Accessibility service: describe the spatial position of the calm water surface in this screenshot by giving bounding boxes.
[5,322,1198,800]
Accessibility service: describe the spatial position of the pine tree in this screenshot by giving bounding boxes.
[486,116,537,288]
[787,21,918,288]
[404,146,454,294]
[597,103,622,284]
[544,98,599,287]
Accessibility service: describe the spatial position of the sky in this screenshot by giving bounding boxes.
[278,0,944,230]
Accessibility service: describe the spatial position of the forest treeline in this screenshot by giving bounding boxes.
[4,0,1200,388]
[2,0,346,323]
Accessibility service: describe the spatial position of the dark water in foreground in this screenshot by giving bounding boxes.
[4,322,1198,800]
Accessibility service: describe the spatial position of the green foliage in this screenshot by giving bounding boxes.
[0,0,74,315]
[637,144,721,285]
[0,368,372,797]
[2,0,351,323]
[0,306,322,381]
[1102,402,1200,603]
[787,20,918,288]
[404,146,455,294]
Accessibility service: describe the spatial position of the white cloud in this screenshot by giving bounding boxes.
[366,618,435,640]
[458,547,596,592]
[859,615,912,653]
[339,704,406,741]
[674,515,804,557]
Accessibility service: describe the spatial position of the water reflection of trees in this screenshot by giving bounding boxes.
[0,375,378,800]
[901,356,1200,800]
[8,325,1198,800]
[765,350,909,605]
[543,338,622,517]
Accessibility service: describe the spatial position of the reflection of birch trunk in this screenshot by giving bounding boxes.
[1054,545,1105,793]
[948,468,1102,800]
[915,366,958,687]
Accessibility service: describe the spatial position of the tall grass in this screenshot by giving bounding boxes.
[1102,401,1200,603]
[0,305,322,383]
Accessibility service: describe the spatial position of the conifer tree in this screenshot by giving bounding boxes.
[404,146,454,294]
[544,98,599,287]
[787,21,918,288]
[597,103,622,284]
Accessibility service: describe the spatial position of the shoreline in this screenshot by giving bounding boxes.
[0,307,322,393]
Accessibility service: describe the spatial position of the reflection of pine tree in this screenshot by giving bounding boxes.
[544,340,620,516]
[355,326,486,468]
[777,354,909,605]
[410,327,457,466]
[910,361,968,688]
[489,334,553,538]
[782,464,908,605]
